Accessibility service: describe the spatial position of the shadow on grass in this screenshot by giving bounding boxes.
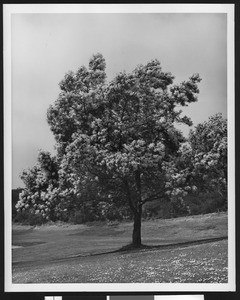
[53,235,228,262]
[116,236,228,253]
[12,236,228,267]
[13,241,46,247]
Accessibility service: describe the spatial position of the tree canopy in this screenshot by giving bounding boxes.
[47,53,201,245]
[164,113,227,211]
[15,53,215,247]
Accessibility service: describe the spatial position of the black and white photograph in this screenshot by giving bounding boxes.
[3,4,235,292]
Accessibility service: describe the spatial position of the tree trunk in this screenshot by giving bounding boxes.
[132,206,142,247]
[123,176,143,248]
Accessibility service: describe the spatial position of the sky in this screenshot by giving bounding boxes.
[10,11,227,188]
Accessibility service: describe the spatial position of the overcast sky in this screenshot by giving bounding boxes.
[11,12,227,188]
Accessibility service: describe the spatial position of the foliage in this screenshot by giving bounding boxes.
[12,188,23,219]
[16,150,62,221]
[47,54,201,245]
[163,113,227,211]
[184,192,227,215]
[16,150,128,223]
[189,113,227,199]
[13,210,47,226]
[17,53,203,245]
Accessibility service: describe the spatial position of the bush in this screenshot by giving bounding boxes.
[12,188,23,220]
[142,199,172,219]
[68,211,85,224]
[13,210,46,226]
[185,192,227,215]
[142,192,227,220]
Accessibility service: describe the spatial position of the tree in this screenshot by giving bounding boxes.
[163,113,227,211]
[17,54,201,246]
[16,151,62,221]
[45,53,201,247]
[16,150,105,222]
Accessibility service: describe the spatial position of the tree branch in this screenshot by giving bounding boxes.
[142,190,166,204]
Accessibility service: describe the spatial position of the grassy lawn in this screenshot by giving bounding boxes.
[12,212,228,283]
[12,240,227,283]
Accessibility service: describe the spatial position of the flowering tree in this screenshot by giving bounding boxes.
[16,150,109,222]
[16,151,61,220]
[17,54,202,245]
[164,113,227,211]
[45,53,201,247]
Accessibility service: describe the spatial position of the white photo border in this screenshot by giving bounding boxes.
[4,3,235,292]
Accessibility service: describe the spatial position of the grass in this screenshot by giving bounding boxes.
[12,211,228,283]
[12,240,228,283]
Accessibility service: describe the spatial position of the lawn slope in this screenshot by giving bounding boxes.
[12,212,228,283]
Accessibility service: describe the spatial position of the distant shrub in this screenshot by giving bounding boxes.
[142,192,227,220]
[12,188,23,219]
[12,188,46,225]
[12,186,227,225]
[13,210,46,226]
[185,192,227,215]
[97,201,132,221]
[142,199,172,219]
[68,211,85,224]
